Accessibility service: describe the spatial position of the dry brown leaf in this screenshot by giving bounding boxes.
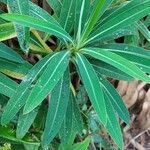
[136,89,150,130]
[117,81,128,96]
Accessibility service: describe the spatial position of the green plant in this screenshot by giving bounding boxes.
[0,0,150,149]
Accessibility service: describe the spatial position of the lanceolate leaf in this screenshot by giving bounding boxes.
[88,0,150,43]
[60,93,75,144]
[24,51,70,114]
[75,0,90,42]
[7,0,30,52]
[104,93,123,149]
[99,75,130,124]
[1,0,59,24]
[98,24,137,42]
[0,42,24,63]
[89,59,133,81]
[0,22,16,41]
[81,0,106,43]
[42,69,70,148]
[59,0,76,33]
[1,52,56,125]
[0,14,73,43]
[75,53,106,125]
[81,48,150,83]
[16,108,39,139]
[101,44,150,73]
[0,73,18,97]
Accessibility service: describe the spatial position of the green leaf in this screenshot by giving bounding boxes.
[0,14,73,43]
[104,93,123,149]
[75,0,90,42]
[81,48,150,83]
[7,0,30,52]
[97,24,137,42]
[58,131,76,150]
[144,15,150,27]
[99,75,130,124]
[0,0,7,3]
[101,44,150,73]
[72,94,84,133]
[46,0,62,18]
[59,0,76,33]
[0,58,32,79]
[24,51,70,114]
[0,73,18,97]
[42,68,70,148]
[23,144,39,150]
[137,21,150,42]
[89,58,133,81]
[75,53,106,125]
[60,93,75,144]
[16,108,39,139]
[0,126,40,146]
[29,1,59,25]
[81,0,106,43]
[0,22,16,41]
[1,53,55,125]
[0,42,24,63]
[72,138,90,150]
[88,0,150,43]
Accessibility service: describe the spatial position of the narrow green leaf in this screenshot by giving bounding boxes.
[0,14,73,43]
[81,0,106,43]
[75,0,90,42]
[16,108,39,139]
[88,0,150,43]
[33,102,47,130]
[72,138,90,150]
[89,58,133,81]
[97,24,137,42]
[59,0,76,33]
[81,48,150,83]
[0,22,16,41]
[72,94,84,133]
[1,53,55,125]
[29,1,59,25]
[46,0,62,18]
[42,69,70,148]
[144,15,150,27]
[75,53,106,125]
[0,73,17,97]
[24,51,70,114]
[137,21,150,42]
[101,44,150,73]
[0,58,32,79]
[60,93,75,144]
[7,0,30,52]
[0,42,24,63]
[104,93,123,149]
[99,75,130,124]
